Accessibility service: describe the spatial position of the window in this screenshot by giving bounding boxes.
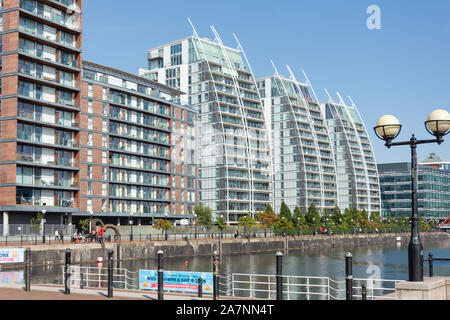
[87,150,92,163]
[87,100,93,113]
[88,84,93,97]
[87,198,92,212]
[88,116,93,130]
[102,88,107,100]
[87,182,92,195]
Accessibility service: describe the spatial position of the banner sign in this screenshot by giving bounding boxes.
[0,271,24,284]
[0,248,24,264]
[139,270,214,294]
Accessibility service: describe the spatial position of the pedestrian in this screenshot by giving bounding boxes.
[60,230,64,243]
[55,230,59,241]
[73,231,78,243]
[98,226,104,244]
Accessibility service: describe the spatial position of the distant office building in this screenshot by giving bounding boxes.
[139,28,272,223]
[420,152,450,171]
[378,159,450,219]
[322,95,381,214]
[258,70,337,214]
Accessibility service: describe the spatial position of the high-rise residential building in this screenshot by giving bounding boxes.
[139,28,272,223]
[81,61,198,226]
[322,94,381,215]
[0,0,83,229]
[257,68,337,214]
[378,160,450,219]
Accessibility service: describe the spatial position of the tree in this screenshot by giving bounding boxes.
[238,214,257,236]
[273,216,295,236]
[292,206,306,230]
[279,202,293,223]
[193,204,213,228]
[305,204,321,227]
[153,219,173,232]
[79,218,90,233]
[30,213,43,233]
[264,204,275,215]
[331,206,343,224]
[256,210,277,231]
[216,216,226,232]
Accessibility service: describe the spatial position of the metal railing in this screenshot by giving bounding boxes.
[425,253,450,278]
[352,278,401,300]
[226,273,402,300]
[62,265,138,291]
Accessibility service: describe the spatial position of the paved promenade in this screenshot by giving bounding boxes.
[0,283,213,300]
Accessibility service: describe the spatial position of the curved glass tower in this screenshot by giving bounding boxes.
[258,69,337,214]
[322,95,381,214]
[140,28,272,223]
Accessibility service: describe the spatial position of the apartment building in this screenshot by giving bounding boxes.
[0,0,83,229]
[81,61,198,226]
[258,72,337,214]
[139,29,272,223]
[322,95,381,215]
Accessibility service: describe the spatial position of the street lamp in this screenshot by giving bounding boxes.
[130,212,134,242]
[164,212,169,241]
[41,209,47,243]
[89,210,93,233]
[374,109,450,282]
[193,213,198,240]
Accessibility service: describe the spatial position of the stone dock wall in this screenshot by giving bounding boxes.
[1,232,448,269]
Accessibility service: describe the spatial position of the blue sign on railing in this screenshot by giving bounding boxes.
[0,248,24,264]
[139,270,214,294]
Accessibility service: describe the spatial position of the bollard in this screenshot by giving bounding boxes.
[64,249,71,294]
[345,253,353,300]
[362,285,367,300]
[116,245,121,269]
[276,251,283,300]
[212,251,220,300]
[157,250,164,300]
[25,248,31,292]
[107,250,114,298]
[428,253,434,278]
[198,277,203,298]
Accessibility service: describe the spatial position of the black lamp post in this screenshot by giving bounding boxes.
[41,209,47,243]
[130,212,134,242]
[89,210,93,234]
[193,213,197,240]
[164,212,169,241]
[374,109,450,282]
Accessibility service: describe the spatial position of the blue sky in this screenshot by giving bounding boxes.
[83,0,450,164]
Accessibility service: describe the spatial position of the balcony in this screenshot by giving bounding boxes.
[19,0,81,31]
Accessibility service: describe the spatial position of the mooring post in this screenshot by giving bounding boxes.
[107,250,114,298]
[64,248,71,294]
[198,277,203,298]
[362,285,367,300]
[428,253,434,278]
[25,248,31,292]
[213,250,220,300]
[345,253,353,300]
[157,250,164,300]
[276,251,283,300]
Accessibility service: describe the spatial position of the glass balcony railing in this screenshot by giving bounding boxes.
[20,0,81,30]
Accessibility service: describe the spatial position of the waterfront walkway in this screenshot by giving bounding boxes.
[0,283,214,300]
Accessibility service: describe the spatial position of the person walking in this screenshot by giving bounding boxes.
[98,226,104,244]
[55,230,59,241]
